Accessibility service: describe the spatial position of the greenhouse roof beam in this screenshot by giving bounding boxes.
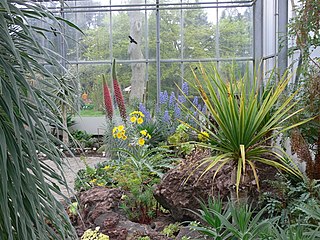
[67,57,254,65]
[48,1,254,14]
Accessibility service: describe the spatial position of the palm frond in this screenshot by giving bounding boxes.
[0,1,77,239]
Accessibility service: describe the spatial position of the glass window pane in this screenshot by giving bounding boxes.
[146,62,157,104]
[73,64,110,111]
[112,11,130,60]
[74,11,110,61]
[218,7,253,58]
[160,62,181,92]
[160,10,181,59]
[263,0,276,56]
[147,10,156,59]
[218,61,253,81]
[183,8,215,59]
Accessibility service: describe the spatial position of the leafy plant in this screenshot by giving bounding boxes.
[74,158,115,191]
[270,224,320,240]
[181,64,309,198]
[287,0,320,179]
[261,175,320,226]
[189,197,230,239]
[0,0,81,239]
[168,124,195,156]
[162,223,181,238]
[137,236,151,240]
[110,110,175,177]
[70,130,94,148]
[191,198,271,240]
[117,170,159,224]
[74,143,172,224]
[68,202,78,216]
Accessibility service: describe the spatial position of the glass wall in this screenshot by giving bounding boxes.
[41,0,256,111]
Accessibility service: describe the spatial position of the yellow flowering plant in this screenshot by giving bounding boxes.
[198,131,209,142]
[81,227,109,240]
[74,157,116,191]
[112,111,151,148]
[110,110,175,178]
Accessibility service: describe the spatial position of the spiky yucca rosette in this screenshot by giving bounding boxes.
[102,74,113,121]
[112,59,127,122]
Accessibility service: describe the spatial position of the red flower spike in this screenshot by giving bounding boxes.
[102,74,113,121]
[112,59,127,122]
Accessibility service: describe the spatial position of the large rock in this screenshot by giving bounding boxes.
[74,187,171,240]
[154,149,234,221]
[154,149,275,221]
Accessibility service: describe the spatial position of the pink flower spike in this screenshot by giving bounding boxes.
[102,74,113,121]
[112,59,127,122]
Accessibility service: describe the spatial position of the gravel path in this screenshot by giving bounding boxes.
[45,156,106,200]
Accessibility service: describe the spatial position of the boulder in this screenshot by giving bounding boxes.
[74,187,171,239]
[154,149,234,221]
[154,149,276,221]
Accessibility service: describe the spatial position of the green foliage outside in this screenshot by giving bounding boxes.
[70,4,252,110]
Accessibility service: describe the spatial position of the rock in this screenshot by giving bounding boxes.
[153,148,275,221]
[154,149,233,221]
[74,187,172,239]
[75,187,126,238]
[150,214,175,232]
[176,226,205,240]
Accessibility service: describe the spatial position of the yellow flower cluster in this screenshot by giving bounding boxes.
[137,129,152,146]
[137,138,144,146]
[112,111,152,147]
[103,165,111,171]
[81,227,109,240]
[89,178,104,187]
[90,178,97,184]
[129,111,145,124]
[198,131,209,142]
[112,125,127,140]
[140,129,151,139]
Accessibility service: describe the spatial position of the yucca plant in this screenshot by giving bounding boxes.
[180,63,310,198]
[0,1,80,239]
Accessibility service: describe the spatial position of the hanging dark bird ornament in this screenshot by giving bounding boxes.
[128,35,138,44]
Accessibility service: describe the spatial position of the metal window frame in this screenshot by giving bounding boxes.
[44,0,286,103]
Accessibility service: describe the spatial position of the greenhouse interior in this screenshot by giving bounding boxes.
[1,0,319,239]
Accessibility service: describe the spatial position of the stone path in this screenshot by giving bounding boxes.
[45,156,106,200]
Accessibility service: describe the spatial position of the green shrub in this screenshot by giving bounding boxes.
[70,130,95,148]
[261,175,320,226]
